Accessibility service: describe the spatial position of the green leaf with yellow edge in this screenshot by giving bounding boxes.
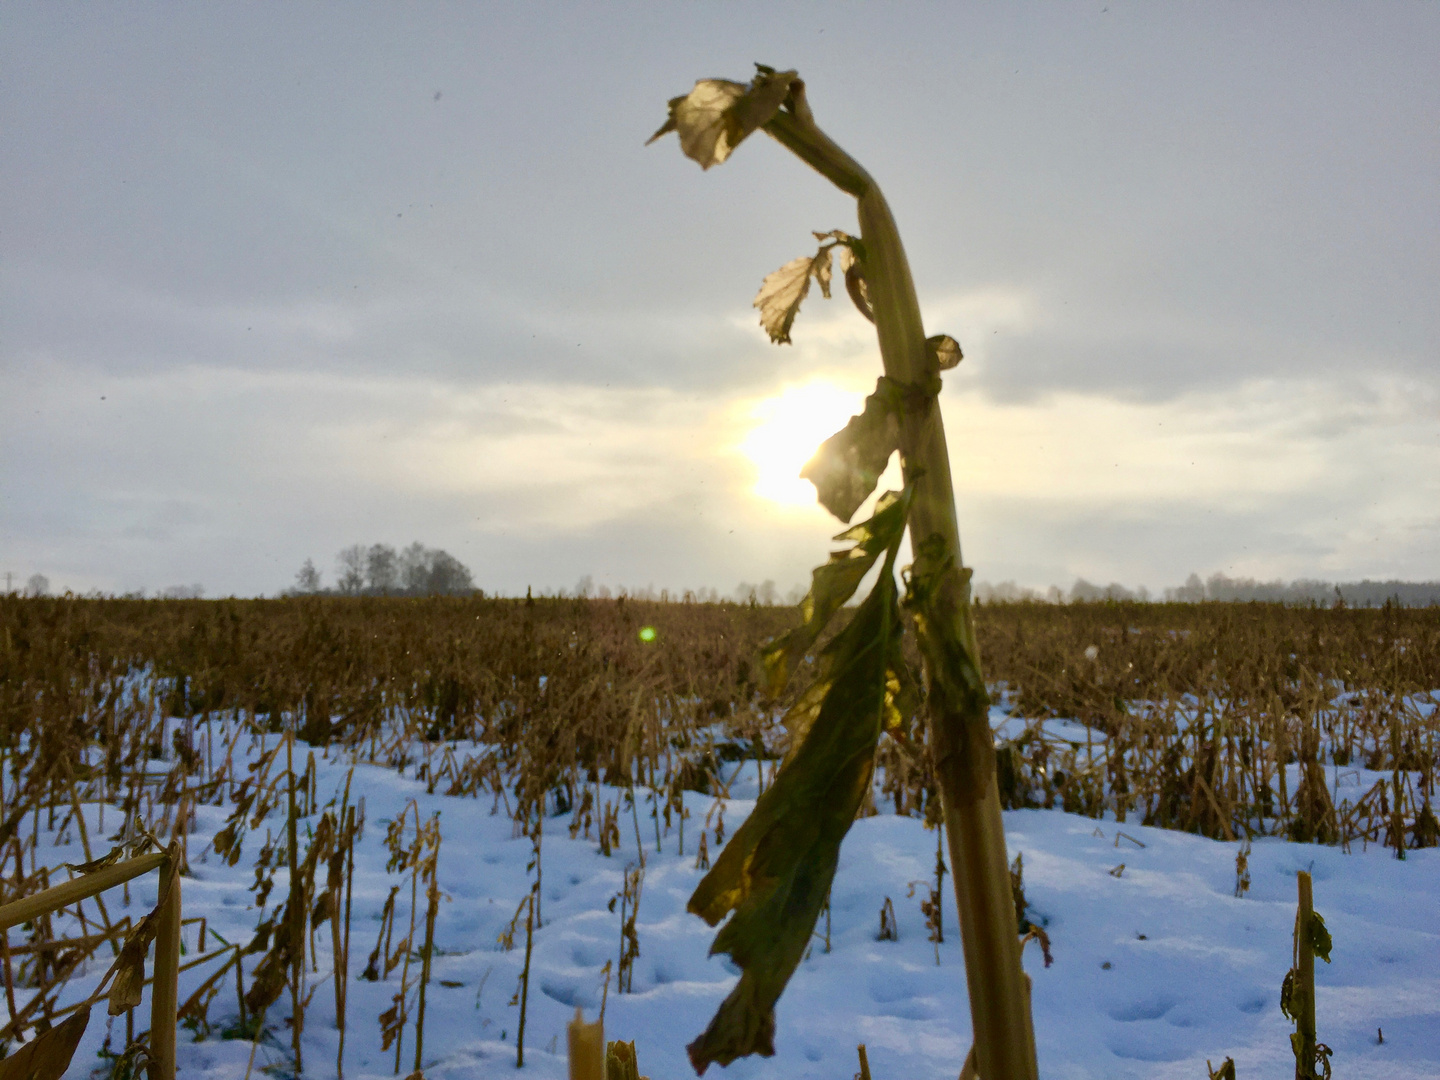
[686,538,907,1074]
[762,488,911,697]
[775,589,917,766]
[0,1004,91,1080]
[801,377,907,523]
[647,66,797,170]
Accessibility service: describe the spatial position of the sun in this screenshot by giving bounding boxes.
[739,380,869,506]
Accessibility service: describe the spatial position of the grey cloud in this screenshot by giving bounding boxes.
[5,4,1438,595]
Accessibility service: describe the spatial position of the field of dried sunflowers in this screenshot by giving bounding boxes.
[0,594,1435,1077]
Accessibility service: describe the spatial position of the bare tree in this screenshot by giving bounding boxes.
[294,558,322,594]
[398,542,430,592]
[426,549,474,595]
[336,545,366,595]
[366,544,399,593]
[25,573,49,597]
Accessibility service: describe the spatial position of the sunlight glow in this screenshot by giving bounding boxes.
[739,380,867,506]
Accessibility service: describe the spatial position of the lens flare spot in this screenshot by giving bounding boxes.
[638,626,657,643]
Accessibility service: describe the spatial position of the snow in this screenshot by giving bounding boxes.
[21,722,1440,1080]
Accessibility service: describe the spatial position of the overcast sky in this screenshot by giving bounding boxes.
[3,3,1437,598]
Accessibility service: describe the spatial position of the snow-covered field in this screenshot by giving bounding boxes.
[28,722,1440,1080]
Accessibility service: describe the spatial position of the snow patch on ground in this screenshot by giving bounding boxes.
[24,734,1440,1079]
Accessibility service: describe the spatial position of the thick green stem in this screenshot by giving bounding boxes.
[1295,871,1316,1079]
[765,97,1038,1080]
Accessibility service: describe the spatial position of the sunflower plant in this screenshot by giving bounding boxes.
[650,66,1038,1079]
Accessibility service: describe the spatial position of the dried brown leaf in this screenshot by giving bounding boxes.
[107,917,155,1015]
[647,67,796,170]
[754,255,816,344]
[926,333,963,371]
[0,1004,91,1080]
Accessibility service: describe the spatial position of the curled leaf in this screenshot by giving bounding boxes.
[687,537,907,1073]
[810,244,834,299]
[926,333,963,371]
[108,913,156,1015]
[762,488,911,696]
[811,230,862,301]
[65,848,125,876]
[801,377,905,522]
[845,259,873,323]
[648,67,797,170]
[0,1004,91,1080]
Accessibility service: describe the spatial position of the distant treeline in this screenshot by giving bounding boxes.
[976,572,1440,607]
[290,542,476,597]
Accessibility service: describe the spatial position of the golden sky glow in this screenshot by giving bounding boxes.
[738,380,870,508]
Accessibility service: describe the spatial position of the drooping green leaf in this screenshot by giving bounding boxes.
[775,574,916,763]
[762,488,911,697]
[0,1004,91,1080]
[904,535,989,718]
[647,66,797,170]
[686,540,906,1074]
[926,333,963,371]
[903,535,993,797]
[1310,911,1332,963]
[800,377,906,522]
